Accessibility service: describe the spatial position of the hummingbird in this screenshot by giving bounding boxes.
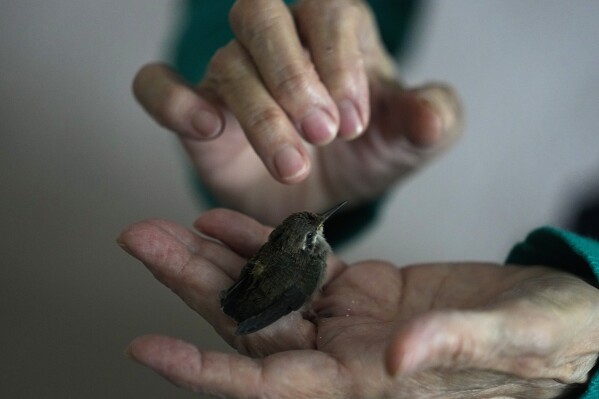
[220,201,347,335]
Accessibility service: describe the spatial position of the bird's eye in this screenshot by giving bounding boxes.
[303,232,315,251]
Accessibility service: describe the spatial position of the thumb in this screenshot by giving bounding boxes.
[385,309,563,379]
[385,310,498,376]
[374,81,464,162]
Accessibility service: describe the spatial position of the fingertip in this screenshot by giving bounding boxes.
[337,99,365,140]
[126,334,181,367]
[299,108,338,146]
[117,219,203,282]
[131,62,164,100]
[390,90,443,148]
[127,335,205,390]
[385,326,429,376]
[116,219,161,259]
[273,144,311,184]
[126,334,165,363]
[411,84,464,147]
[191,108,224,140]
[132,62,224,140]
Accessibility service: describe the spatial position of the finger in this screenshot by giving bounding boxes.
[206,41,311,183]
[117,219,243,329]
[127,335,263,398]
[120,217,317,354]
[376,82,463,150]
[229,0,339,145]
[295,0,375,140]
[363,81,462,183]
[128,335,341,397]
[132,63,223,139]
[118,218,243,281]
[194,208,272,259]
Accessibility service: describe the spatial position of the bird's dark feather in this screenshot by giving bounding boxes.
[235,286,306,335]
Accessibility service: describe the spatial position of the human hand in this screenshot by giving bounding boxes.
[132,0,463,225]
[119,209,599,398]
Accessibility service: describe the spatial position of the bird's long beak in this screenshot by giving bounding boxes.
[319,201,348,222]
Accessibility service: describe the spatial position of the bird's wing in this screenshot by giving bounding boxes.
[220,263,256,321]
[235,285,306,335]
[220,256,262,303]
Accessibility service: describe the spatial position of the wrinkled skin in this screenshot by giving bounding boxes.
[119,209,599,399]
[127,1,599,396]
[132,0,462,225]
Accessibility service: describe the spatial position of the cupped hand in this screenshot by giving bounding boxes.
[132,0,463,225]
[119,209,599,399]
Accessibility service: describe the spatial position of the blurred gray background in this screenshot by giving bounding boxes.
[2,1,598,398]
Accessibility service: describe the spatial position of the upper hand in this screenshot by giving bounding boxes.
[132,0,463,225]
[119,210,599,399]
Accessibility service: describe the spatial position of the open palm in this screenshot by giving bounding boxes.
[120,209,599,399]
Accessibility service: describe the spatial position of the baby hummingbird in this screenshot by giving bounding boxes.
[220,201,347,335]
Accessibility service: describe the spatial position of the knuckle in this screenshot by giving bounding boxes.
[270,61,313,100]
[206,41,250,86]
[297,0,364,20]
[244,106,287,136]
[230,0,283,44]
[208,42,240,76]
[326,64,363,97]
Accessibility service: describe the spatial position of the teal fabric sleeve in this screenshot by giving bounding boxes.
[507,227,599,398]
[172,0,423,248]
[172,0,422,83]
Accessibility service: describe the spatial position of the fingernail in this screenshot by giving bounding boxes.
[192,109,222,138]
[274,145,307,181]
[338,100,364,140]
[416,86,462,142]
[116,236,132,255]
[300,108,337,145]
[413,96,444,147]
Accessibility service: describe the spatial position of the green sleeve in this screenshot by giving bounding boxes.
[507,227,599,398]
[172,0,423,84]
